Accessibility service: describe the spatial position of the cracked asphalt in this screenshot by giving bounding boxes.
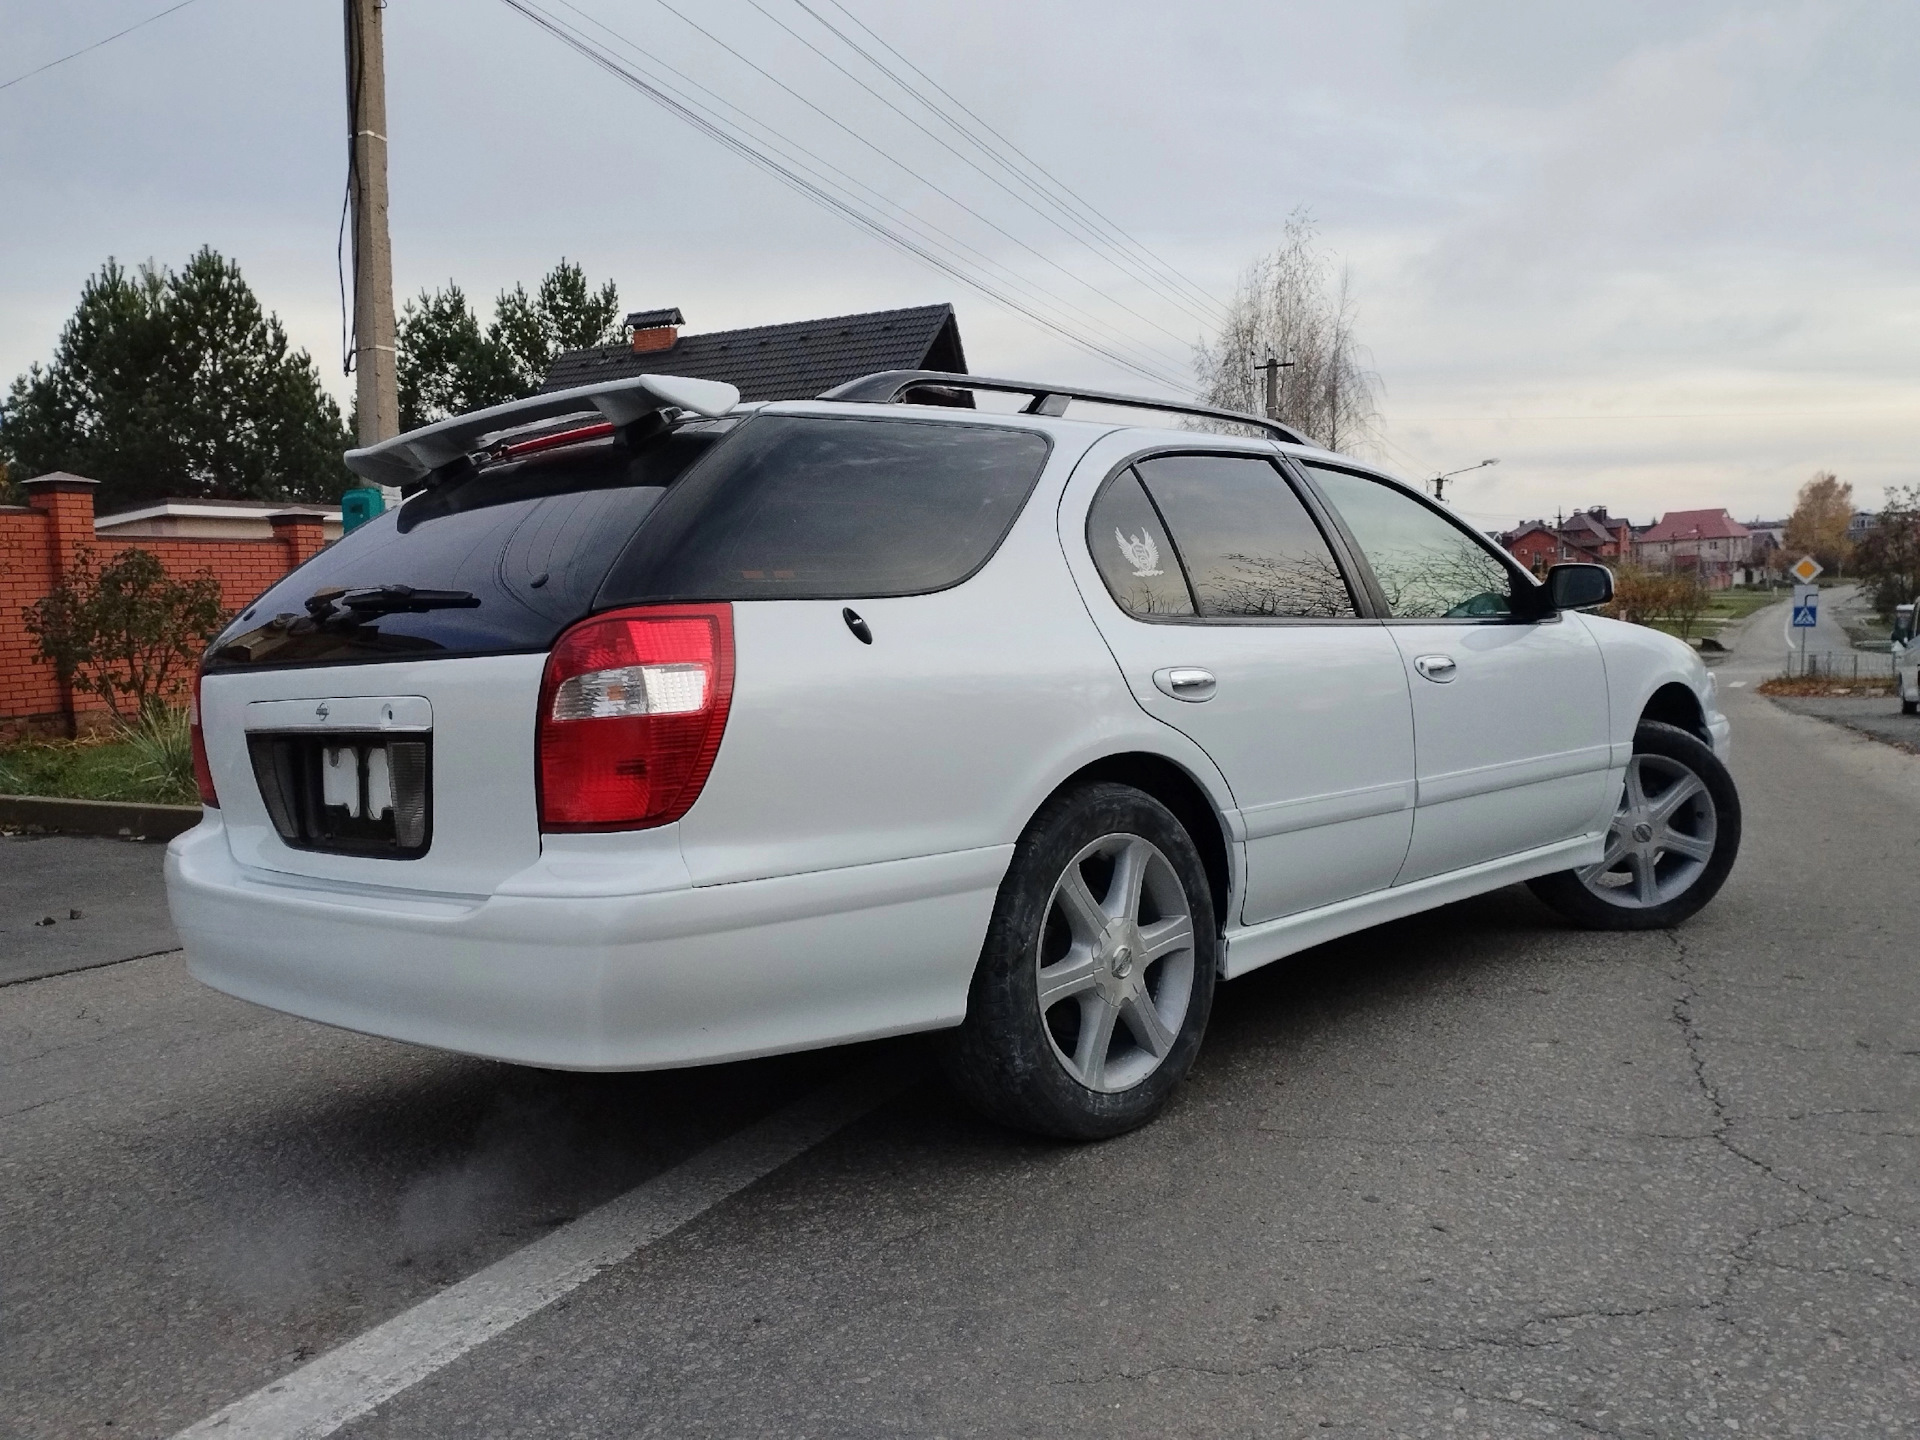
[5,605,1918,1438]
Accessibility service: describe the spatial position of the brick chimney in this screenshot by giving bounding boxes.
[626,307,685,355]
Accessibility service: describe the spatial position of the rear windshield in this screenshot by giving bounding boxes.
[205,426,725,670]
[205,412,1052,672]
[597,414,1052,604]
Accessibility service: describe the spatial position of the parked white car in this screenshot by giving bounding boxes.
[168,371,1740,1138]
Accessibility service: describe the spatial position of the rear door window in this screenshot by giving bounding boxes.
[598,414,1052,603]
[1131,454,1357,619]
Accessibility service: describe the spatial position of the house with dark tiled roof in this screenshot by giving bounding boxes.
[542,303,967,400]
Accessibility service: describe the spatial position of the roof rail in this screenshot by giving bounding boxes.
[343,374,740,487]
[818,370,1309,445]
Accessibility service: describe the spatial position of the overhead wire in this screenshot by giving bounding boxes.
[0,0,205,93]
[498,0,1199,392]
[810,0,1232,327]
[629,0,1199,377]
[738,0,1214,347]
[339,0,363,379]
[545,0,1192,383]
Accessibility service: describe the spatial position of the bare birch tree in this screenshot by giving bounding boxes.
[1195,212,1381,453]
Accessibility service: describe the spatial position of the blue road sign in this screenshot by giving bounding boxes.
[1792,583,1819,628]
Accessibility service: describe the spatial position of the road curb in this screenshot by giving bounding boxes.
[0,794,202,843]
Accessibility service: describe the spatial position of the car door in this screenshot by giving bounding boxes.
[1072,448,1417,925]
[1298,462,1612,883]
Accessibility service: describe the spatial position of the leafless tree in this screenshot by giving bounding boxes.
[1194,211,1382,454]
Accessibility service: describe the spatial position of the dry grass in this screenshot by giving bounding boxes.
[1756,676,1896,697]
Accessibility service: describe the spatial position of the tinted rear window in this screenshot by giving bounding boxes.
[206,427,724,670]
[598,414,1052,603]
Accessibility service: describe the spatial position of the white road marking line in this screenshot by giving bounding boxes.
[1728,680,1747,688]
[171,1055,920,1440]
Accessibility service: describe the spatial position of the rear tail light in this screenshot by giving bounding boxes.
[189,673,219,808]
[536,604,735,831]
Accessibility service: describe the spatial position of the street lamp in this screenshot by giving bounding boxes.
[1431,458,1498,502]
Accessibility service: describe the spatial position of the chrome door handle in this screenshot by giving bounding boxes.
[1153,667,1217,702]
[1413,655,1457,683]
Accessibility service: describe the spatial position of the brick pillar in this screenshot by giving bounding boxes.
[24,472,97,580]
[23,474,99,735]
[269,511,329,568]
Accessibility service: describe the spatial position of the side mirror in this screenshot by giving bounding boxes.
[1547,563,1614,611]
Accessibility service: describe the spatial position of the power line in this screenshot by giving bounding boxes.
[812,0,1232,327]
[546,0,1191,384]
[634,0,1197,378]
[0,0,205,93]
[498,0,1198,392]
[742,0,1218,344]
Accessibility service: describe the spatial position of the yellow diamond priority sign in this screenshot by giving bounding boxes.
[1790,555,1824,585]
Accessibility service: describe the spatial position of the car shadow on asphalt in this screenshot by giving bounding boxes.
[157,882,1570,1285]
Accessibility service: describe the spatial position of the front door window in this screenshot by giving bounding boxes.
[1303,465,1516,619]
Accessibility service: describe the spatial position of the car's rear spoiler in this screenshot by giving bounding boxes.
[343,374,741,487]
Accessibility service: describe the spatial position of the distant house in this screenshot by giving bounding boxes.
[95,497,342,543]
[1560,507,1634,562]
[543,303,967,400]
[1638,509,1753,589]
[1501,507,1636,574]
[1503,521,1563,573]
[1745,520,1787,583]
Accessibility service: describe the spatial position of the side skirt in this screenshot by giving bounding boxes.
[1219,832,1605,980]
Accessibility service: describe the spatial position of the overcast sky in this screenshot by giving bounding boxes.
[3,0,1914,527]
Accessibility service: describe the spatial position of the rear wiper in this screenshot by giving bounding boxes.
[305,584,481,621]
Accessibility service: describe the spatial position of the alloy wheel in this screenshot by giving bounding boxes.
[1034,832,1196,1093]
[1579,752,1719,909]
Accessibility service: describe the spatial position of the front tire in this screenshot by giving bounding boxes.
[943,783,1217,1140]
[1529,720,1741,930]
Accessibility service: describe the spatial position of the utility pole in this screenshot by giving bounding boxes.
[1254,349,1293,419]
[345,0,397,444]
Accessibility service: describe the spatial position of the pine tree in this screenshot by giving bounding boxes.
[397,260,621,430]
[0,249,348,513]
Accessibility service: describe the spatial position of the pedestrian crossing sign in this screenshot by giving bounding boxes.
[1792,583,1819,628]
[1790,555,1824,584]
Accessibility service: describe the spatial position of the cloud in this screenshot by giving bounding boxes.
[1,0,1912,523]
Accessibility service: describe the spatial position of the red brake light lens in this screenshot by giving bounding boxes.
[189,674,219,808]
[536,604,735,831]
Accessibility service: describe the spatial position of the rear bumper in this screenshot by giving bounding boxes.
[1708,711,1732,760]
[166,817,1007,1070]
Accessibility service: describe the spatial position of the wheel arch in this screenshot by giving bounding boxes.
[1041,752,1233,928]
[1640,681,1709,743]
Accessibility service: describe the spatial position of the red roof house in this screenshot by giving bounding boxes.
[1638,509,1753,587]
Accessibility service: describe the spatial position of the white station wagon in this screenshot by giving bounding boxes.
[169,371,1740,1138]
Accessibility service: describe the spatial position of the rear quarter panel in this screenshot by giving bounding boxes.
[675,428,1242,888]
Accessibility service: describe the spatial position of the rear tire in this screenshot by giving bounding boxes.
[1902,698,1917,716]
[1529,720,1740,931]
[942,782,1217,1140]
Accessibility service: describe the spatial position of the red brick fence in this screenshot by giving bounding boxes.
[1,474,324,738]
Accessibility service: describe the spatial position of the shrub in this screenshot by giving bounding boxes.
[24,547,225,723]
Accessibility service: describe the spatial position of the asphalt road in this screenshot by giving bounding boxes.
[5,607,1918,1439]
[0,833,180,986]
